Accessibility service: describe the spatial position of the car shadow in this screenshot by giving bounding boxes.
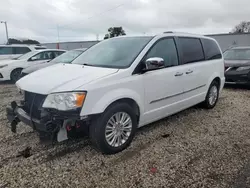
[224,84,250,90]
[0,81,13,85]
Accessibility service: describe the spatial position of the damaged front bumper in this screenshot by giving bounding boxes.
[7,102,53,133]
[6,101,89,142]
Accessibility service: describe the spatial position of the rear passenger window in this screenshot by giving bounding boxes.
[145,38,179,67]
[201,39,222,60]
[179,38,205,64]
[14,47,31,54]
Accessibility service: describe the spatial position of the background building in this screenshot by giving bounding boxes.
[42,40,99,50]
[207,32,250,51]
[42,32,250,52]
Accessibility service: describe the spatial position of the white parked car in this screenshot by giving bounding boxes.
[20,48,87,78]
[0,49,65,82]
[0,44,47,60]
[7,32,225,154]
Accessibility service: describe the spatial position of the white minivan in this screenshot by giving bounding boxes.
[0,44,47,60]
[7,32,225,154]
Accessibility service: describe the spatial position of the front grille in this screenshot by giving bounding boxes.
[23,91,47,119]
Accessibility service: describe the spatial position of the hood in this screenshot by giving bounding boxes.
[224,60,250,68]
[0,59,26,67]
[16,63,119,94]
[0,59,21,66]
[22,62,56,74]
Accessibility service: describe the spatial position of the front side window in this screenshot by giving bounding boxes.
[72,37,153,68]
[17,51,38,60]
[145,38,179,67]
[53,51,65,57]
[223,49,250,60]
[31,52,45,60]
[201,39,222,60]
[46,51,56,59]
[179,38,205,64]
[0,47,13,55]
[31,51,53,61]
[33,51,62,60]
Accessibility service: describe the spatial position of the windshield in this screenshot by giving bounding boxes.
[224,49,250,60]
[72,37,153,68]
[50,50,83,64]
[17,51,38,60]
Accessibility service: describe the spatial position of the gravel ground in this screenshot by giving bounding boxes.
[0,83,249,188]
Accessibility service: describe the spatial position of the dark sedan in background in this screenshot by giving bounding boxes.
[224,46,250,85]
[20,48,87,78]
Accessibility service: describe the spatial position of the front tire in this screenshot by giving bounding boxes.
[89,102,137,154]
[10,68,22,83]
[202,80,220,109]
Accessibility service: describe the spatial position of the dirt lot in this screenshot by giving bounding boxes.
[0,83,249,188]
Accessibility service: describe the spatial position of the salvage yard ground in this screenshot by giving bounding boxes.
[0,83,249,188]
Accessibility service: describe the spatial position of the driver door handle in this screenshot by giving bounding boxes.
[186,70,193,74]
[175,72,183,77]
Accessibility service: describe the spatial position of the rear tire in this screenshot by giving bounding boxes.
[10,68,22,83]
[89,102,137,154]
[202,80,220,109]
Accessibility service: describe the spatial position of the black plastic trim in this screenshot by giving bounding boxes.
[150,84,206,104]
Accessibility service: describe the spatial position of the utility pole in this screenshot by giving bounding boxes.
[0,21,9,44]
[56,25,60,49]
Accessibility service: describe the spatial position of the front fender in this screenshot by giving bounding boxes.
[80,88,143,116]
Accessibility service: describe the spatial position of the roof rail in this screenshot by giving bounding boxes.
[163,31,173,33]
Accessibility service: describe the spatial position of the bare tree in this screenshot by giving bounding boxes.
[231,21,250,33]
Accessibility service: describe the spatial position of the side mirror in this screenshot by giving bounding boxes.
[30,56,38,61]
[144,57,165,71]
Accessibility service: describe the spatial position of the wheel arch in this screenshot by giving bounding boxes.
[105,98,140,123]
[11,67,23,72]
[81,89,143,123]
[207,73,222,92]
[10,67,23,81]
[213,77,221,88]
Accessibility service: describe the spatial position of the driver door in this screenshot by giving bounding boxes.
[141,38,187,125]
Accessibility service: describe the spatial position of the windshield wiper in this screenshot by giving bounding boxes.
[83,63,96,67]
